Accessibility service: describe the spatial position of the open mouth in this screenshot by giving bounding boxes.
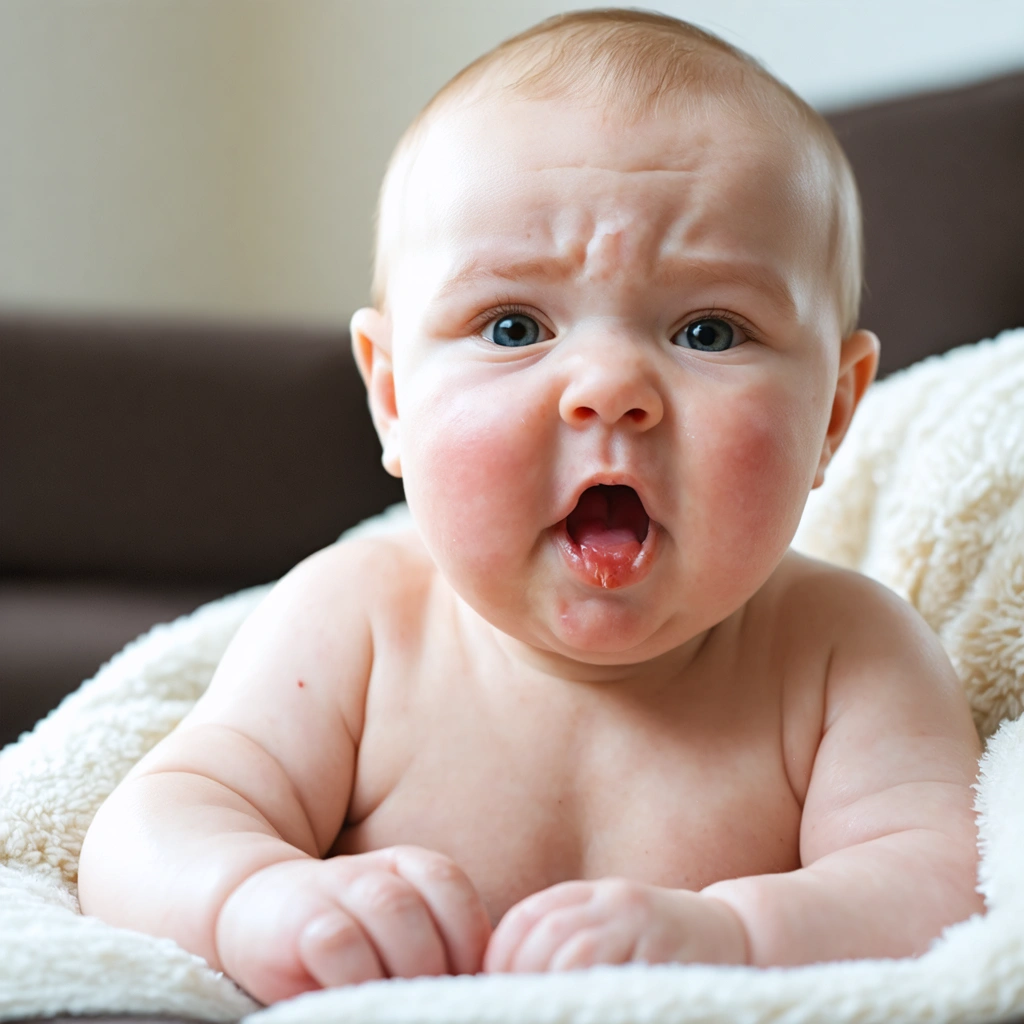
[559,484,655,589]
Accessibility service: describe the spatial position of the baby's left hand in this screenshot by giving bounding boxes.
[483,878,748,973]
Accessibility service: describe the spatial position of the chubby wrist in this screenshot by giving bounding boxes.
[693,890,752,966]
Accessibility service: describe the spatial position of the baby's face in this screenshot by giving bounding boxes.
[360,91,850,668]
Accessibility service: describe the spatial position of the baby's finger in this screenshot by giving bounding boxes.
[392,847,492,975]
[549,923,634,971]
[338,871,448,979]
[485,882,592,973]
[500,901,600,973]
[298,910,385,988]
[509,904,601,973]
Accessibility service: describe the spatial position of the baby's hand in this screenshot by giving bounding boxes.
[216,846,492,1004]
[484,879,748,973]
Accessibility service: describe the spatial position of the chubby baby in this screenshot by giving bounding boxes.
[78,9,983,1006]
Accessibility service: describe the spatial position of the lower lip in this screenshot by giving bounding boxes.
[553,520,659,590]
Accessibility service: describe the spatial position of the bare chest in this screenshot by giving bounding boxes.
[331,656,804,922]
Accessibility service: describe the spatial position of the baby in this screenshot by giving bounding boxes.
[78,9,983,1006]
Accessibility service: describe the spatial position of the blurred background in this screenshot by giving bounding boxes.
[2,0,1023,745]
[3,0,1024,322]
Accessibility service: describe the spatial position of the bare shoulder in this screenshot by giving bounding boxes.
[770,550,972,721]
[204,526,437,716]
[282,523,435,610]
[750,551,980,816]
[763,552,953,680]
[769,552,982,865]
[763,549,915,634]
[124,527,439,857]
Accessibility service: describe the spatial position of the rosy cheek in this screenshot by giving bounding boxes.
[400,377,554,575]
[693,387,814,560]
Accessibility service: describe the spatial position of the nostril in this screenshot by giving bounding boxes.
[626,408,646,423]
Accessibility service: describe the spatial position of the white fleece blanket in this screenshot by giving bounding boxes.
[1,328,1022,1024]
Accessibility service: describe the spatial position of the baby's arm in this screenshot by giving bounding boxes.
[486,570,983,971]
[702,571,984,964]
[78,541,490,1003]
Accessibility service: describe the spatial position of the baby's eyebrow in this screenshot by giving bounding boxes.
[433,254,797,318]
[675,258,798,319]
[434,255,576,300]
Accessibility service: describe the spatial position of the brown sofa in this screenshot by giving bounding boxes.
[0,320,405,746]
[2,68,1023,754]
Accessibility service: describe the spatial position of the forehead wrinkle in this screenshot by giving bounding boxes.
[395,99,820,322]
[430,207,665,301]
[435,192,679,300]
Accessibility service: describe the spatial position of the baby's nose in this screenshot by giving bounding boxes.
[558,340,664,431]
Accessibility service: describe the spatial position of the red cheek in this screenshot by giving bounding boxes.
[734,418,798,480]
[415,392,550,504]
[405,387,555,581]
[699,396,810,553]
[722,385,810,479]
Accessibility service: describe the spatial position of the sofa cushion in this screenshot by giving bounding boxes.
[0,579,228,746]
[826,69,1024,376]
[0,313,405,584]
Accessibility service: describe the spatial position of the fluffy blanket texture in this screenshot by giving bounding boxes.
[1,328,1022,1024]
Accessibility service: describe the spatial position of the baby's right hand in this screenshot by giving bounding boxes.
[215,846,492,1004]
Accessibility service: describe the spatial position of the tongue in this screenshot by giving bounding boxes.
[573,522,643,551]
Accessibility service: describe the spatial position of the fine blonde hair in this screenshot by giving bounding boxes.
[371,8,863,336]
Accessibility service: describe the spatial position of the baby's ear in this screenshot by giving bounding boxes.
[813,329,880,489]
[351,307,402,477]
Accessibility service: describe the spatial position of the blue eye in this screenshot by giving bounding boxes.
[673,317,736,352]
[487,313,542,347]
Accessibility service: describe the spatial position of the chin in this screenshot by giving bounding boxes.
[544,593,670,661]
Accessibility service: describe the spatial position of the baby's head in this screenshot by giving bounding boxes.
[352,9,880,670]
[371,9,863,333]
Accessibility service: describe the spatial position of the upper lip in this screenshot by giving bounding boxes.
[555,472,657,526]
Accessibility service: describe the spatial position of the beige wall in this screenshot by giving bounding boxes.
[2,0,1023,325]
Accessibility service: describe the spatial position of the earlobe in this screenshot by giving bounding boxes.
[813,329,880,489]
[350,307,402,478]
